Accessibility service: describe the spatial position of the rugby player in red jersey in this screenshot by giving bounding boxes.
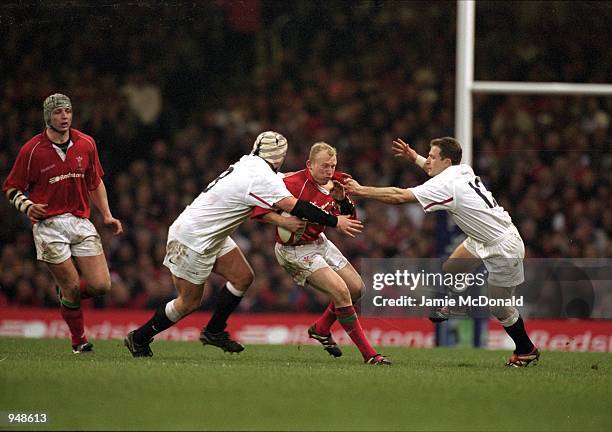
[3,94,123,353]
[251,142,390,365]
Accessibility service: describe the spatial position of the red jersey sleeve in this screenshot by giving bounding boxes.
[86,138,104,191]
[2,144,34,194]
[251,205,275,220]
[332,170,351,182]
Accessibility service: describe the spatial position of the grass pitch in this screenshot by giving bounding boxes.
[0,337,610,431]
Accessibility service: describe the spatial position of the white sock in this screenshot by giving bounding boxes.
[499,308,520,327]
[225,282,245,298]
[165,299,182,322]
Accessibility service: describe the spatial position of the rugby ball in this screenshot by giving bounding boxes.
[277,212,307,244]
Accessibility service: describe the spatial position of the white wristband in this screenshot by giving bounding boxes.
[415,155,426,168]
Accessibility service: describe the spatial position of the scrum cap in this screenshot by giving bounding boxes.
[43,93,72,127]
[251,131,288,170]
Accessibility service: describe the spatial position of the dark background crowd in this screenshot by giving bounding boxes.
[0,1,610,314]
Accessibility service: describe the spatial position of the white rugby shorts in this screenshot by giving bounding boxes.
[274,233,349,286]
[32,213,103,264]
[463,225,525,287]
[163,236,237,285]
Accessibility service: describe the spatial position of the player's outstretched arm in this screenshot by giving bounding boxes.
[89,181,123,235]
[392,138,426,170]
[343,179,417,205]
[261,212,306,233]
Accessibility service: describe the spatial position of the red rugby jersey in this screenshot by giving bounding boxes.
[3,128,104,219]
[252,169,354,244]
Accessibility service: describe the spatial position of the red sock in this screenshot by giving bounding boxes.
[335,305,377,361]
[79,280,92,300]
[313,302,336,335]
[60,305,87,346]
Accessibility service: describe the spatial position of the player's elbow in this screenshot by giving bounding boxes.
[274,196,296,213]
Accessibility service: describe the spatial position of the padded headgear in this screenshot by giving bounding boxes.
[251,131,288,170]
[43,93,72,127]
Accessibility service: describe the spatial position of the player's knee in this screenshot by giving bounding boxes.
[329,281,351,305]
[442,260,450,274]
[443,259,461,275]
[349,282,364,303]
[89,277,111,296]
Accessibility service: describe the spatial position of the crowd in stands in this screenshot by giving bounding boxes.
[0,2,609,316]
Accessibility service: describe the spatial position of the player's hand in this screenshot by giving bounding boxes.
[104,216,123,235]
[330,180,346,201]
[342,178,363,195]
[26,203,48,223]
[392,138,418,162]
[281,215,306,233]
[335,215,363,237]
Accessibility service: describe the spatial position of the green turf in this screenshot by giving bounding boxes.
[0,337,610,431]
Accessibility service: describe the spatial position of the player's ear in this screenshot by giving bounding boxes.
[306,159,312,169]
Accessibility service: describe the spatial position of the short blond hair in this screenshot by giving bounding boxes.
[309,142,337,161]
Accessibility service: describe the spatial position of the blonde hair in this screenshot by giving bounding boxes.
[309,142,337,161]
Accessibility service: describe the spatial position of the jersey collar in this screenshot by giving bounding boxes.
[305,169,331,195]
[42,129,75,162]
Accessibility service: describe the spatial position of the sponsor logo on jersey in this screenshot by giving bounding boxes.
[48,172,85,184]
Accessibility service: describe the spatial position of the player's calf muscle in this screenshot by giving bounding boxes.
[227,271,253,291]
[174,283,205,315]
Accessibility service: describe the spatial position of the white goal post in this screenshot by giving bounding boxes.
[455,0,612,165]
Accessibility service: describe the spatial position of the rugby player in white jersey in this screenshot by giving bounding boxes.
[124,131,363,357]
[344,137,539,367]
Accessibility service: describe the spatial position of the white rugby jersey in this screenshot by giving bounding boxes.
[409,164,515,244]
[168,155,292,253]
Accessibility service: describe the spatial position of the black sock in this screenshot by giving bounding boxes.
[503,316,535,354]
[133,305,175,344]
[205,284,242,333]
